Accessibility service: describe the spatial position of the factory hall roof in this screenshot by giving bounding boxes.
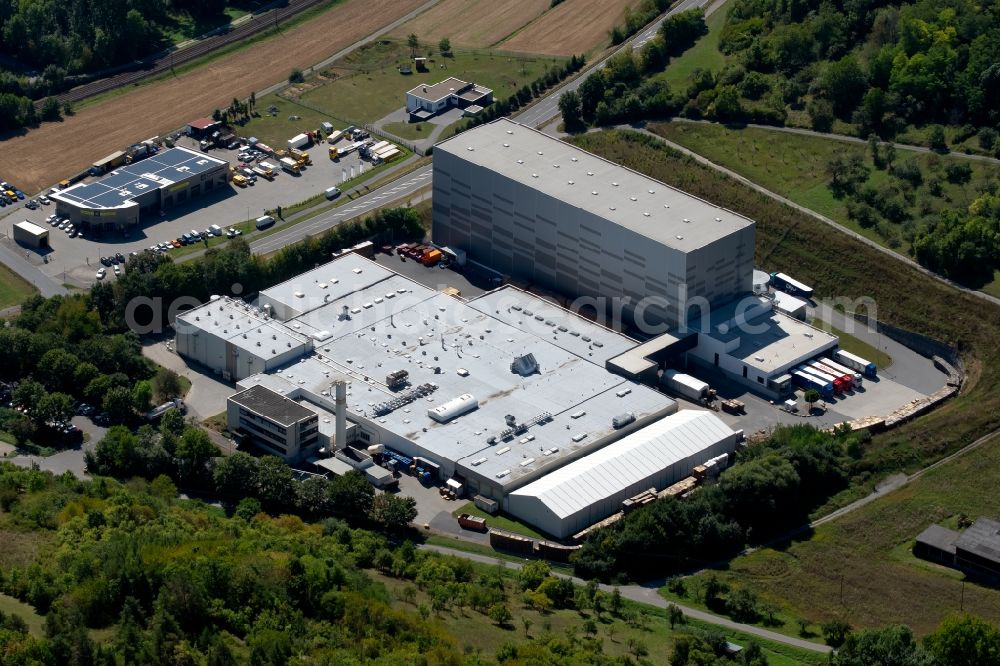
[434,118,754,251]
[177,296,311,361]
[51,147,226,210]
[237,254,677,489]
[230,384,315,426]
[509,410,737,519]
[692,296,838,375]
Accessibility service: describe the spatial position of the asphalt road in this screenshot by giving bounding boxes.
[513,0,713,128]
[250,165,432,255]
[418,542,832,654]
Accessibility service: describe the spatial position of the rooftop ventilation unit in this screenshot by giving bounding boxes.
[510,353,539,376]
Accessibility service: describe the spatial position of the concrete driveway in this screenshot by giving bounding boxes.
[143,338,235,420]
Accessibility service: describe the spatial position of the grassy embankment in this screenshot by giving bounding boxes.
[570,129,1000,634]
[370,568,827,665]
[658,0,729,88]
[0,262,37,311]
[648,121,1000,296]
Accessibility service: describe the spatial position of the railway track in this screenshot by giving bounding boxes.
[46,0,329,107]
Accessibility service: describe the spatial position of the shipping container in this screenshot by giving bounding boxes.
[660,369,710,401]
[327,130,344,144]
[367,140,391,156]
[375,147,401,162]
[834,349,877,377]
[769,272,814,298]
[489,529,534,555]
[457,514,488,531]
[421,248,443,266]
[287,133,310,150]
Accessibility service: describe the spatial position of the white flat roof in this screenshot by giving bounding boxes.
[237,255,677,488]
[509,410,737,519]
[14,220,47,236]
[177,296,310,361]
[434,118,755,252]
[695,297,838,374]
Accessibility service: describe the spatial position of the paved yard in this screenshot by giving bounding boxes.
[143,338,235,420]
[6,137,382,288]
[6,415,106,478]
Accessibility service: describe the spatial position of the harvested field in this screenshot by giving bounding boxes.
[0,0,425,195]
[500,0,643,56]
[389,0,550,49]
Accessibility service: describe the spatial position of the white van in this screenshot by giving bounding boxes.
[209,224,222,236]
[256,215,275,230]
[325,186,342,200]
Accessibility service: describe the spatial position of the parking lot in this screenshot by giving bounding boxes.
[2,136,381,286]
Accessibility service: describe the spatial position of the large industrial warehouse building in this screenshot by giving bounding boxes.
[50,147,228,234]
[432,119,756,328]
[507,410,740,538]
[173,254,757,538]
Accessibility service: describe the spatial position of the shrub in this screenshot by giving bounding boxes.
[288,69,305,84]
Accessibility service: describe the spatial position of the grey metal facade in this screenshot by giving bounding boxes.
[432,120,755,328]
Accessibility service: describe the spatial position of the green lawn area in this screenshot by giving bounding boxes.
[0,262,37,310]
[648,121,1000,272]
[660,1,730,87]
[383,120,434,141]
[370,569,825,665]
[452,501,547,540]
[666,436,1000,636]
[235,95,340,149]
[808,320,892,370]
[0,592,44,637]
[296,40,564,126]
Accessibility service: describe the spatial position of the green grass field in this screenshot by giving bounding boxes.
[570,128,1000,636]
[295,40,564,126]
[0,592,44,637]
[452,501,548,540]
[665,435,1000,636]
[648,121,1000,293]
[383,120,434,141]
[0,262,37,310]
[160,3,258,45]
[660,2,730,88]
[370,569,826,665]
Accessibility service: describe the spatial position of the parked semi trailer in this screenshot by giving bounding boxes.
[770,272,814,299]
[834,349,877,378]
[821,357,863,388]
[660,370,710,401]
[792,370,834,399]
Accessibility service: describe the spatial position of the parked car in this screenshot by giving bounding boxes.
[100,256,111,266]
[14,190,23,199]
[39,195,50,205]
[113,265,121,276]
[115,252,126,263]
[93,412,110,426]
[25,200,37,209]
[95,268,106,280]
[69,230,77,238]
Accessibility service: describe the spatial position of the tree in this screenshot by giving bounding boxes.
[36,349,79,393]
[836,624,930,665]
[489,603,511,627]
[40,96,61,121]
[407,33,419,56]
[827,154,870,196]
[928,125,947,151]
[131,381,153,414]
[807,98,835,132]
[820,56,867,116]
[89,426,140,475]
[659,8,707,57]
[668,603,685,629]
[522,616,533,636]
[288,69,304,84]
[255,456,296,511]
[213,452,258,496]
[822,619,852,648]
[234,496,262,521]
[13,379,47,413]
[368,493,417,529]
[327,471,374,517]
[725,587,759,622]
[803,388,821,410]
[103,386,135,424]
[174,428,216,481]
[152,368,183,401]
[610,587,623,616]
[517,560,551,591]
[924,614,1000,666]
[559,90,584,132]
[37,392,74,425]
[438,37,451,55]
